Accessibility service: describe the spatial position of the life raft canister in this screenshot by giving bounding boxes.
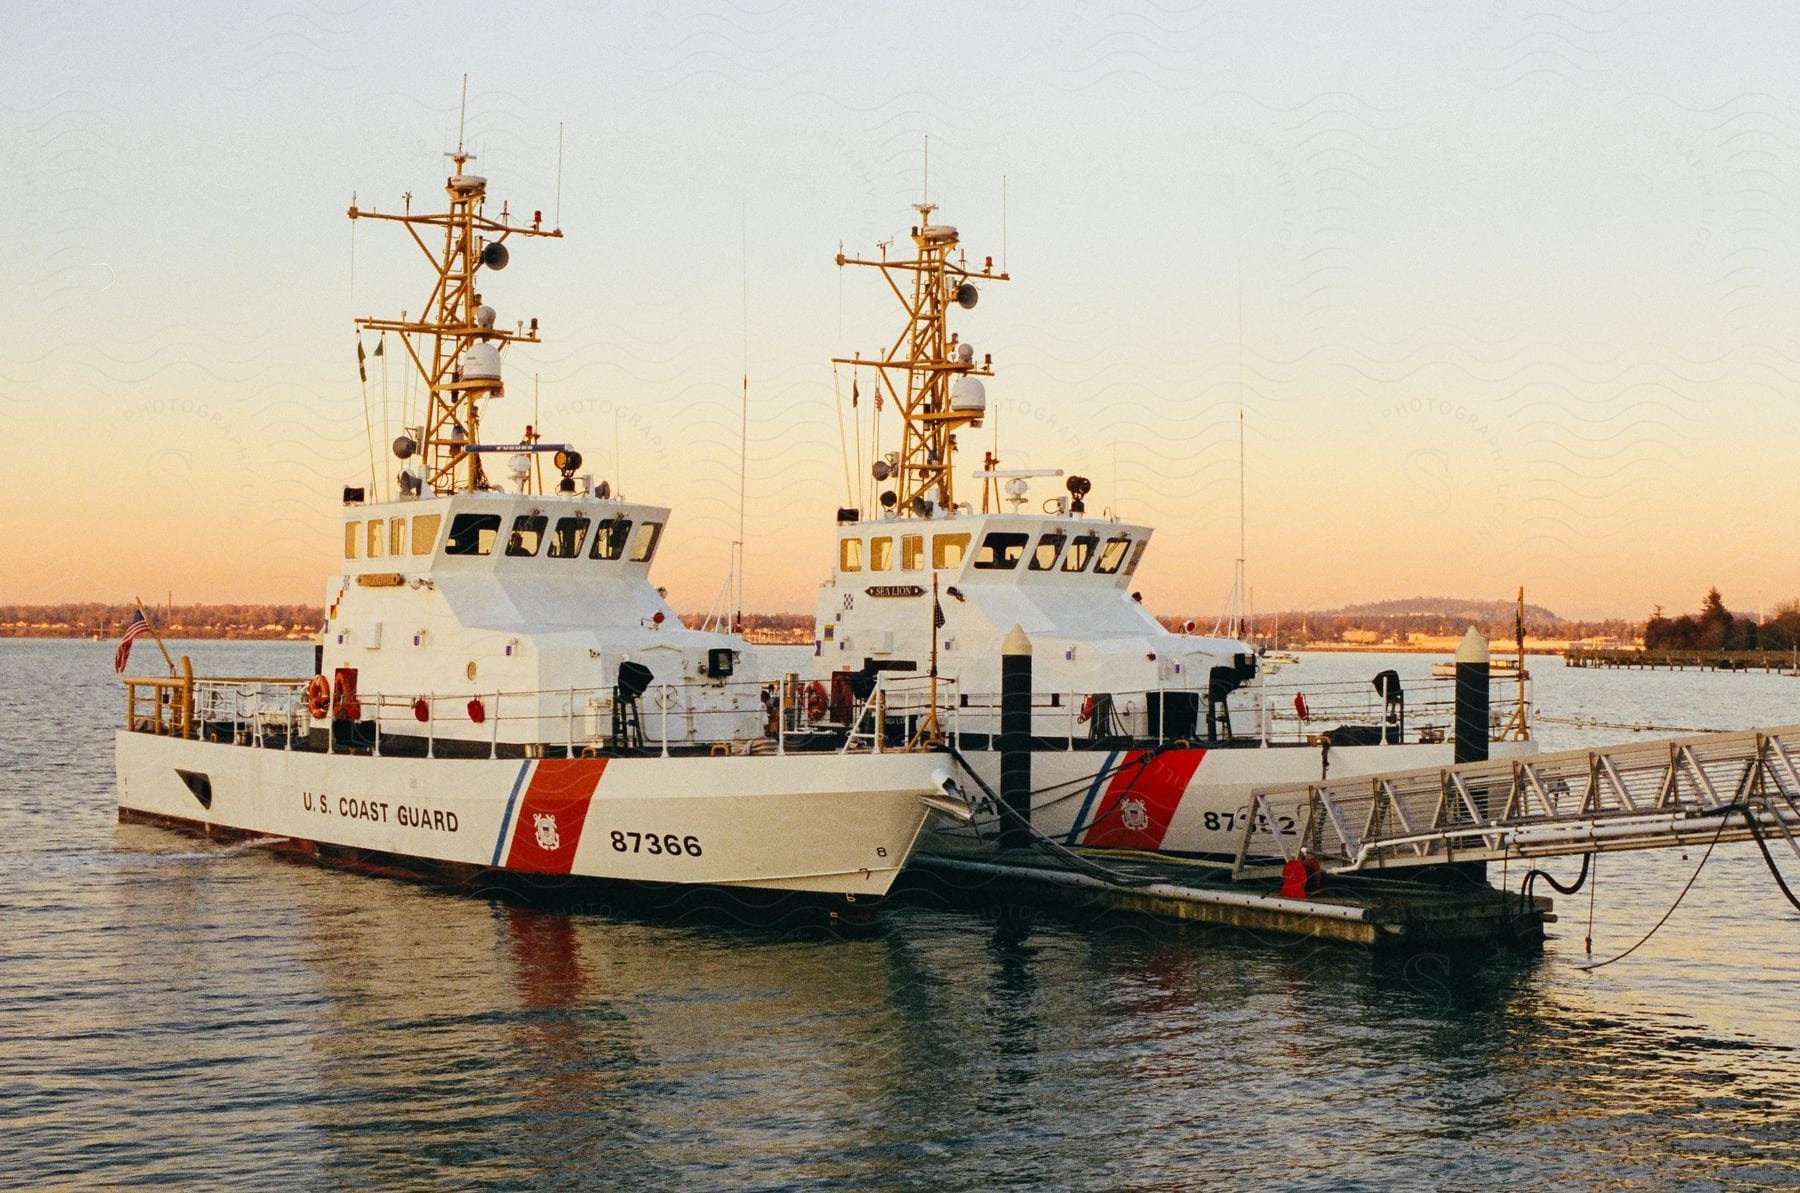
[1294,692,1310,722]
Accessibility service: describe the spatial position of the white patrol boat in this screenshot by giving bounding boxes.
[115,141,966,907]
[805,200,1535,869]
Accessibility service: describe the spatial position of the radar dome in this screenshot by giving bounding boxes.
[460,343,502,380]
[949,376,986,413]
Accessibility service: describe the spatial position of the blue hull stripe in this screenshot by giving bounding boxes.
[1067,749,1120,844]
[492,760,533,865]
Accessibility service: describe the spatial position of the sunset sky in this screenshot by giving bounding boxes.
[6,2,1799,621]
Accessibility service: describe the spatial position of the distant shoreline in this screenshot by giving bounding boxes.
[0,629,1590,654]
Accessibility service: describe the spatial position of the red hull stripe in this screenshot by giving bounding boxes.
[1078,748,1205,851]
[503,759,608,875]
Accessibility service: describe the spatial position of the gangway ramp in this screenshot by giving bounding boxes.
[1238,725,1800,877]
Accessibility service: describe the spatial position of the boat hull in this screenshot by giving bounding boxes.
[116,732,950,897]
[927,739,1539,862]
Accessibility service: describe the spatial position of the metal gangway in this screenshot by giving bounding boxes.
[1235,725,1800,878]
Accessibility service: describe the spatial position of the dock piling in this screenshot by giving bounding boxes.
[1000,625,1032,850]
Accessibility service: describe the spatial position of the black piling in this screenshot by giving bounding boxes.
[1452,627,1492,884]
[1454,627,1491,770]
[1000,624,1033,851]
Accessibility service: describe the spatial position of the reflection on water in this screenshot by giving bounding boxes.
[2,641,1798,1189]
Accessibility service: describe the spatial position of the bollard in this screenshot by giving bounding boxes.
[1000,624,1033,850]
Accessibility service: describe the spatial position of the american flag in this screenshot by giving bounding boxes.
[933,596,946,629]
[114,609,149,673]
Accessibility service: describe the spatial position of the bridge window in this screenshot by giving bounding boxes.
[1029,532,1065,571]
[1062,533,1098,572]
[1095,535,1132,575]
[506,514,547,557]
[344,521,361,559]
[411,514,441,555]
[549,514,589,558]
[628,521,663,563]
[445,513,501,556]
[932,533,970,570]
[840,537,863,572]
[590,518,632,560]
[367,519,385,558]
[870,536,893,571]
[1124,540,1147,576]
[901,534,923,570]
[389,518,406,557]
[974,532,1029,570]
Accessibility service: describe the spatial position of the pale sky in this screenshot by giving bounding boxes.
[5,2,1798,621]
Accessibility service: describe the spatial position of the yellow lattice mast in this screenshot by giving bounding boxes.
[834,203,1008,515]
[348,150,561,495]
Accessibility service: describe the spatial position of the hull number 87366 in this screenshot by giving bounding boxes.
[610,830,703,857]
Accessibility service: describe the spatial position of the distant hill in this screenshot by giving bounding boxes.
[1324,596,1561,623]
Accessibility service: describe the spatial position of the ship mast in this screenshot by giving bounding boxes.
[833,206,1007,516]
[348,148,562,495]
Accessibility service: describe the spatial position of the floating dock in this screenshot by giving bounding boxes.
[906,853,1551,947]
[909,721,1800,948]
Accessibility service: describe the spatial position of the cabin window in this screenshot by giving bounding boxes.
[1029,532,1066,571]
[389,518,406,557]
[1062,532,1098,572]
[445,513,501,556]
[590,518,632,560]
[628,521,663,563]
[901,535,924,570]
[932,533,970,569]
[870,536,894,571]
[840,537,864,572]
[1124,540,1148,576]
[974,532,1029,570]
[366,519,385,558]
[549,514,589,558]
[506,514,547,557]
[1095,535,1132,575]
[411,514,441,555]
[344,521,361,559]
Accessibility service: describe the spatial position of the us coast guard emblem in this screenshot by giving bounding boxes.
[533,812,561,852]
[1119,798,1150,833]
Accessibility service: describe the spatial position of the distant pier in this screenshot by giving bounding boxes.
[1564,647,1797,673]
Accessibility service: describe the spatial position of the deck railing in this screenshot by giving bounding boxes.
[124,665,1530,756]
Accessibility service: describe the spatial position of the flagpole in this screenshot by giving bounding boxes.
[133,595,177,676]
[926,572,941,746]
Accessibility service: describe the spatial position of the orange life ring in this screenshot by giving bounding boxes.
[804,680,829,721]
[305,675,331,720]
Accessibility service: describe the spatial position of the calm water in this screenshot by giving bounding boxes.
[3,640,1797,1191]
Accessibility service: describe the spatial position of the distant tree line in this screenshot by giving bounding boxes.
[1645,588,1800,652]
[0,603,323,639]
